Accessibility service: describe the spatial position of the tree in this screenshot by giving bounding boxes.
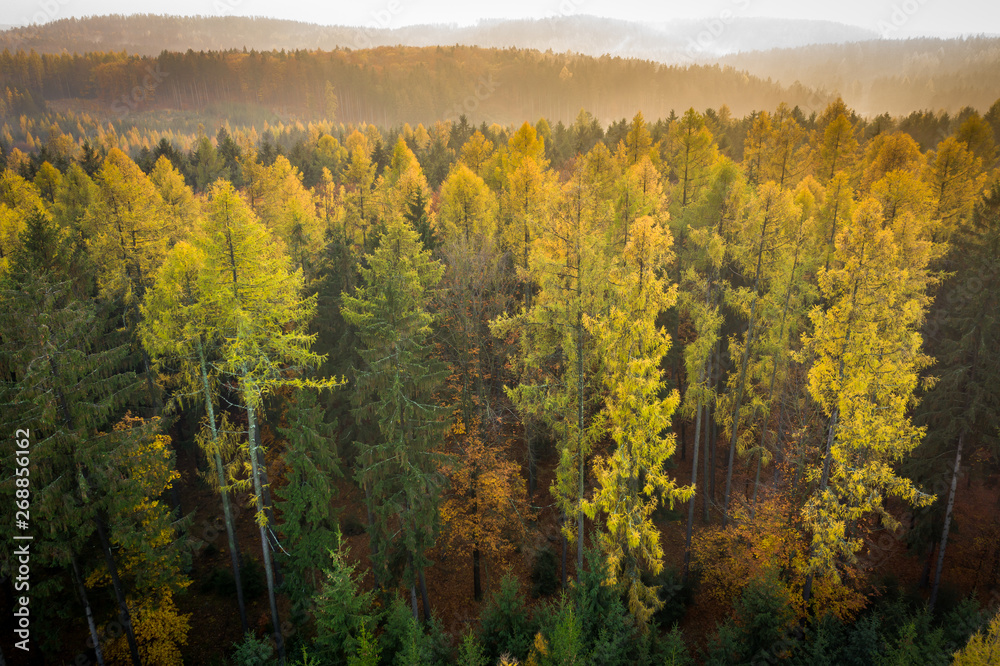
[495,153,612,583]
[582,216,693,625]
[915,182,1000,611]
[437,162,497,243]
[720,182,801,526]
[150,155,199,244]
[87,147,167,408]
[314,529,377,663]
[668,108,718,210]
[200,180,336,664]
[0,213,185,664]
[341,216,447,622]
[276,389,342,603]
[798,198,936,606]
[141,239,250,634]
[952,607,1000,665]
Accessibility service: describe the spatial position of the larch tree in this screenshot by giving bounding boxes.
[719,182,800,526]
[140,240,250,634]
[582,216,693,625]
[495,152,612,583]
[87,147,168,410]
[798,198,936,607]
[668,108,718,211]
[200,180,336,665]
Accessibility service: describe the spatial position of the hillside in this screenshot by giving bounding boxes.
[0,14,878,59]
[0,45,834,126]
[2,15,998,117]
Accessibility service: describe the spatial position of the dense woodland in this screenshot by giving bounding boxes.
[2,39,1000,665]
[3,15,1000,117]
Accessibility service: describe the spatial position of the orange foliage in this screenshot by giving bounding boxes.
[692,490,867,621]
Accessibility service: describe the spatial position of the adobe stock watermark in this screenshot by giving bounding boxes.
[875,0,931,39]
[555,0,587,17]
[349,0,402,50]
[681,0,753,63]
[212,0,242,15]
[111,62,169,117]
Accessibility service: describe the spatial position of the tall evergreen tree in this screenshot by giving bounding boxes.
[341,216,447,622]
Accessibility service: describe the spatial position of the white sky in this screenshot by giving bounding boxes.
[4,0,999,39]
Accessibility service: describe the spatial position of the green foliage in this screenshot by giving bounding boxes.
[660,625,694,666]
[341,215,447,586]
[530,547,560,598]
[479,575,538,663]
[703,573,795,665]
[457,628,488,666]
[314,531,377,663]
[277,389,342,604]
[232,631,274,666]
[347,620,382,666]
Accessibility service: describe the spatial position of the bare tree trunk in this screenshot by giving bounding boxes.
[247,403,285,665]
[930,432,964,612]
[94,514,141,666]
[684,399,703,582]
[71,552,104,666]
[419,567,431,623]
[198,341,248,634]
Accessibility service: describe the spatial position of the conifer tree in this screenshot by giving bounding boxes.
[799,198,936,606]
[140,240,250,634]
[200,180,336,664]
[276,389,342,603]
[582,216,693,625]
[341,216,447,622]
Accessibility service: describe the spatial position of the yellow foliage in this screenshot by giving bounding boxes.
[105,592,191,666]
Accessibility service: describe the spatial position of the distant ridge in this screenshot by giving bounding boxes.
[1,15,998,115]
[0,14,877,59]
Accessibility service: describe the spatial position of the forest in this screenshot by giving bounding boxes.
[2,37,1000,666]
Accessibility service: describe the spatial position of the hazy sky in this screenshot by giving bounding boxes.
[5,0,1000,39]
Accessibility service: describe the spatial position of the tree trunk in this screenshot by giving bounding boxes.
[723,206,773,526]
[684,399,703,581]
[702,357,713,524]
[94,514,141,666]
[577,309,586,573]
[247,402,285,665]
[419,567,431,623]
[803,407,839,608]
[198,341,248,634]
[473,547,482,601]
[526,419,536,497]
[930,432,964,612]
[71,552,104,666]
[561,511,568,590]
